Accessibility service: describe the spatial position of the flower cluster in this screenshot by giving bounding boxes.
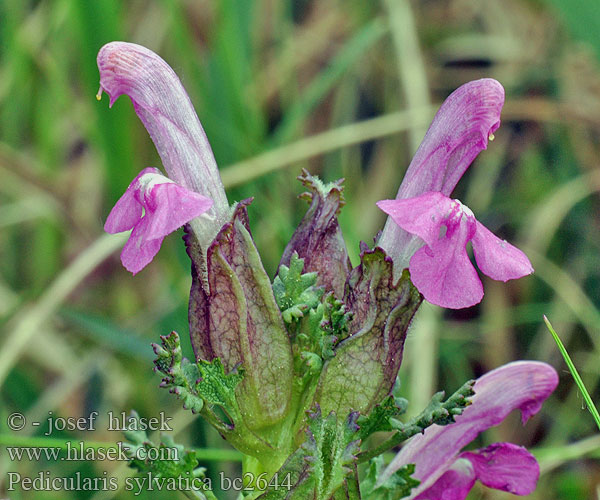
[98,41,556,499]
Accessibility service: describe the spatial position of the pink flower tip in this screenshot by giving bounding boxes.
[377,192,533,308]
[105,167,213,274]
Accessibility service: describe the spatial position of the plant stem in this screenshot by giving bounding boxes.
[356,432,404,464]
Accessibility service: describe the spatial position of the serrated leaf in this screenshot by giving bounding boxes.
[360,456,419,499]
[153,332,280,459]
[357,396,408,440]
[357,380,476,464]
[304,409,361,493]
[153,333,245,422]
[123,411,207,482]
[318,293,353,353]
[273,252,323,323]
[295,292,353,381]
[195,358,243,408]
[257,409,361,500]
[153,332,204,413]
[391,379,476,436]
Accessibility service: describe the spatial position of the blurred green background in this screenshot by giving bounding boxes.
[1,0,599,498]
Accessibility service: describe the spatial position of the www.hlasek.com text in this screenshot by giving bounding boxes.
[6,441,177,462]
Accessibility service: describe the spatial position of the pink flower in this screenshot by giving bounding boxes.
[104,167,212,274]
[379,361,559,500]
[377,192,533,309]
[377,79,532,308]
[97,42,231,264]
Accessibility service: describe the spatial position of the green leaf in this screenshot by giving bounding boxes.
[196,358,244,408]
[273,252,324,323]
[356,396,408,440]
[153,332,204,414]
[152,332,279,459]
[123,411,207,482]
[545,316,600,430]
[357,380,475,464]
[153,332,244,420]
[404,380,475,430]
[360,456,419,500]
[304,409,361,500]
[297,293,353,377]
[319,293,353,348]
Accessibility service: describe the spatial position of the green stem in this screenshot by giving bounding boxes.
[544,316,600,431]
[182,489,218,500]
[198,403,273,460]
[356,432,405,464]
[0,433,243,462]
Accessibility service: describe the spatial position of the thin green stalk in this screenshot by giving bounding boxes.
[356,432,404,465]
[384,0,430,152]
[544,316,600,431]
[183,488,218,500]
[533,434,600,473]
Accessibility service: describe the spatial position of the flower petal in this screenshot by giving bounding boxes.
[414,458,476,500]
[416,444,539,500]
[104,168,155,233]
[377,192,455,249]
[120,219,164,275]
[379,361,558,498]
[378,79,504,269]
[107,168,212,273]
[397,79,504,199]
[461,443,539,495]
[97,42,229,244]
[143,182,213,241]
[408,211,483,309]
[472,221,534,281]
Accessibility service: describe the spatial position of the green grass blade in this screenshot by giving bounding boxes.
[271,18,386,145]
[544,315,600,431]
